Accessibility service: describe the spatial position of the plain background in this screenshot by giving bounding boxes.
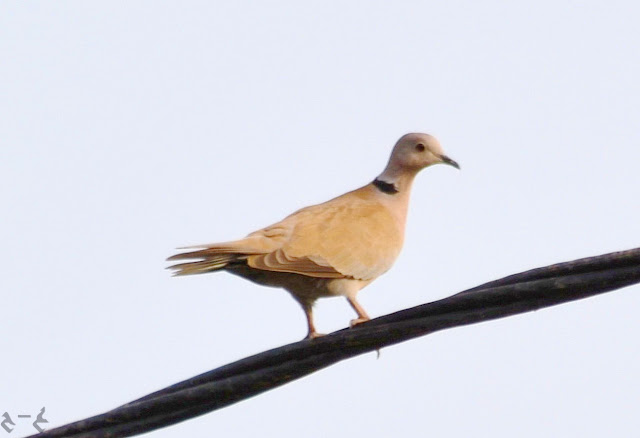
[2,2,639,437]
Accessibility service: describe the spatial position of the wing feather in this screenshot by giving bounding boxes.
[169,185,404,281]
[247,190,403,280]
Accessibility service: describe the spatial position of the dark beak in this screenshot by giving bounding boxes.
[440,154,460,169]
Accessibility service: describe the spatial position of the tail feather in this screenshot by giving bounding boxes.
[168,237,272,276]
[167,248,230,262]
[167,252,244,276]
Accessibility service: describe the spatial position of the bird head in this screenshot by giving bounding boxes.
[389,133,459,172]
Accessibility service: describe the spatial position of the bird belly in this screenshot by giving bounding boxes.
[225,263,372,302]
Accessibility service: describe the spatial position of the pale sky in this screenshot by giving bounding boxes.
[2,2,640,437]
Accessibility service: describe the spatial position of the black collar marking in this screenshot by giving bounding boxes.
[373,178,399,194]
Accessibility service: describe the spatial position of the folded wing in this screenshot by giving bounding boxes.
[168,188,403,281]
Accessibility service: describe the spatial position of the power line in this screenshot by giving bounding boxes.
[29,247,640,438]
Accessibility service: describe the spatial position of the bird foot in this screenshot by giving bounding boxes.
[306,331,326,340]
[349,317,370,328]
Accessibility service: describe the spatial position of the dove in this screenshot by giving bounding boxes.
[168,133,459,339]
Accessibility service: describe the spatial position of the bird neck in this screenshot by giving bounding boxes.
[375,165,419,195]
[373,167,418,229]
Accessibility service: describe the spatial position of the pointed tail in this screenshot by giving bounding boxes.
[167,248,245,276]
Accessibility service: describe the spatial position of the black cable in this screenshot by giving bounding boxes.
[27,247,640,438]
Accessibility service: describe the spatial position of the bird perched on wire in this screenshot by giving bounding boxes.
[168,133,459,339]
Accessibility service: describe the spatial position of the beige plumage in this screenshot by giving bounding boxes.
[168,133,459,338]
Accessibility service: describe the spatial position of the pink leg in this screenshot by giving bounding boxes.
[299,300,324,339]
[346,296,370,327]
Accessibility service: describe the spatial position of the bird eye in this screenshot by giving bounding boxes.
[415,143,425,152]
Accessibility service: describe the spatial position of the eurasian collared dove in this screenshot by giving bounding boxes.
[168,133,459,338]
